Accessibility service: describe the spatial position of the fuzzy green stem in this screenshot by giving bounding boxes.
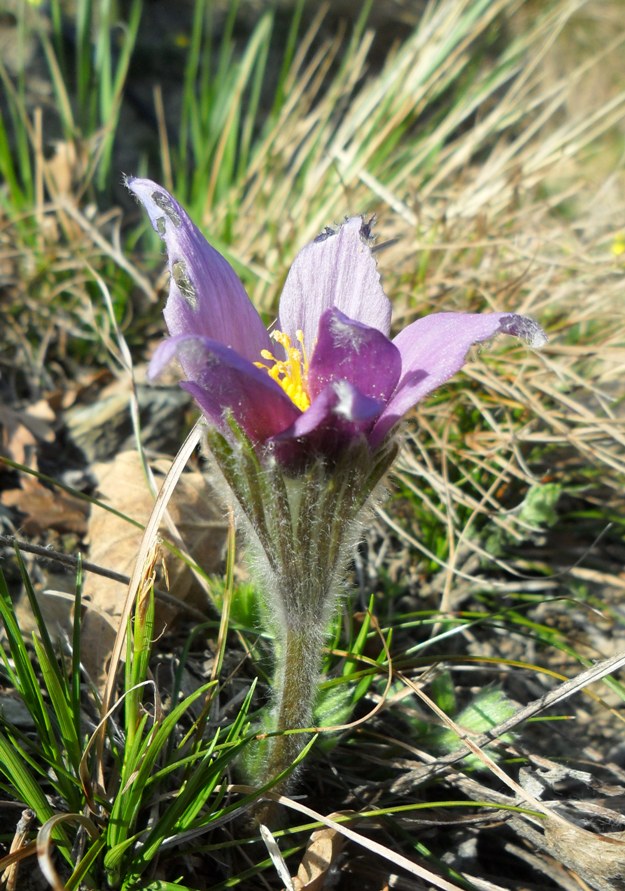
[268,623,322,783]
[252,622,323,827]
[206,427,399,826]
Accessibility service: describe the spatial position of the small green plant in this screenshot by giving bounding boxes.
[0,549,257,888]
[0,0,143,208]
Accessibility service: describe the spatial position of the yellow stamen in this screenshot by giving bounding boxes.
[255,329,310,411]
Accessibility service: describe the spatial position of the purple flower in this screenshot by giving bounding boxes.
[128,177,546,466]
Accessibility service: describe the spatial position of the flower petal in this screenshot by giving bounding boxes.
[277,217,392,352]
[150,334,299,442]
[271,379,382,464]
[308,308,401,403]
[126,177,270,362]
[371,311,547,445]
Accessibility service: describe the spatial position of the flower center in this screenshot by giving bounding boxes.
[255,329,310,411]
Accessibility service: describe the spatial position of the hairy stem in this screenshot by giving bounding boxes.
[253,621,323,826]
[268,623,322,782]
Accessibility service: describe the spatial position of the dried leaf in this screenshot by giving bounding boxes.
[0,401,55,468]
[2,476,88,536]
[43,140,81,198]
[293,812,352,890]
[13,582,75,643]
[0,400,67,534]
[544,817,625,891]
[86,450,226,625]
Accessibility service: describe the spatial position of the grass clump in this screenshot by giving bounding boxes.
[0,547,258,889]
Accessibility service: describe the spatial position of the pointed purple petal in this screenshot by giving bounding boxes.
[371,311,547,446]
[127,177,270,362]
[284,380,381,437]
[149,334,299,442]
[308,308,401,403]
[277,217,392,352]
[271,380,382,464]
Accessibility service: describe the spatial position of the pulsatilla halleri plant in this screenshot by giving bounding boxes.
[127,177,546,802]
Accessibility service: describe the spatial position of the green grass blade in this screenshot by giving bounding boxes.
[94,0,143,188]
[269,0,306,118]
[0,732,57,827]
[0,571,54,749]
[236,15,271,183]
[48,0,67,76]
[15,546,62,673]
[71,558,83,754]
[107,680,216,857]
[38,28,76,137]
[65,833,107,891]
[0,59,34,205]
[0,107,27,209]
[31,636,82,791]
[76,0,95,126]
[124,577,155,753]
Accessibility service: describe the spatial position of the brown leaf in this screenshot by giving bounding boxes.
[0,400,55,468]
[43,140,80,198]
[544,817,625,891]
[2,476,88,536]
[0,400,60,531]
[13,581,75,643]
[86,450,227,627]
[292,813,352,891]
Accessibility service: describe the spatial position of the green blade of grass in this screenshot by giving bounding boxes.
[71,558,84,756]
[0,733,57,829]
[31,636,82,792]
[76,0,95,125]
[0,570,55,751]
[93,0,143,189]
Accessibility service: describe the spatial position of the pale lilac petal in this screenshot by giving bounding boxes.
[371,312,547,446]
[308,308,401,403]
[150,334,299,442]
[277,217,391,352]
[149,335,194,378]
[126,177,270,362]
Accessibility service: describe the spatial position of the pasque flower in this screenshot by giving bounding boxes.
[127,178,546,469]
[128,176,546,812]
